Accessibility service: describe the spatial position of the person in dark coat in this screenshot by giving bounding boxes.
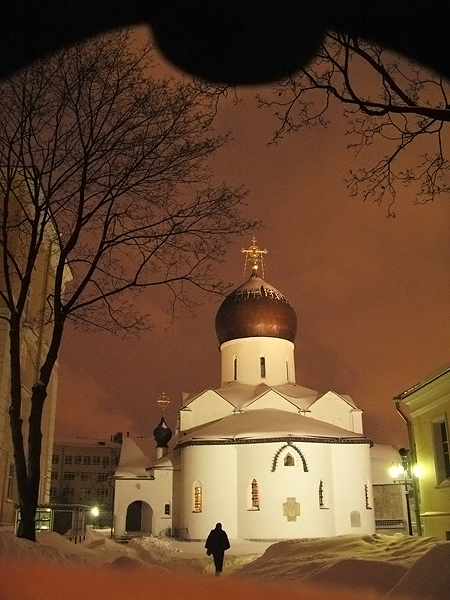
[205,523,230,575]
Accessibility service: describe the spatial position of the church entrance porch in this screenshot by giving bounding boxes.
[125,501,153,535]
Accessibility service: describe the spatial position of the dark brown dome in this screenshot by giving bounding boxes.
[215,272,297,345]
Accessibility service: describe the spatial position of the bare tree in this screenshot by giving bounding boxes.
[259,33,450,216]
[0,30,254,541]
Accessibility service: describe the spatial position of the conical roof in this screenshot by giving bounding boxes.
[215,271,297,344]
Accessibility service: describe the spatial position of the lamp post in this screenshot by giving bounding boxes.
[389,448,418,535]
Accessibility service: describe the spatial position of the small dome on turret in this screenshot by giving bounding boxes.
[215,271,297,345]
[153,417,173,448]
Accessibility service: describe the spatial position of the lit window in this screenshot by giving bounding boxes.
[284,454,295,467]
[260,357,266,378]
[251,479,260,509]
[64,455,72,465]
[194,484,202,512]
[433,419,450,484]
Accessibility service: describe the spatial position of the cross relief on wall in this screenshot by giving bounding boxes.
[282,497,300,521]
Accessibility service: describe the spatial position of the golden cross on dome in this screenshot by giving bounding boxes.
[157,392,170,412]
[242,237,267,277]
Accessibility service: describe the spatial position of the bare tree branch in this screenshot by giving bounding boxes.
[258,34,450,214]
[0,30,255,540]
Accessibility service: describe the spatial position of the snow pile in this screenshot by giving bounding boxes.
[1,529,449,599]
[236,533,448,598]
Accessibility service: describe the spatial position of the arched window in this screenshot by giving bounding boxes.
[251,479,260,509]
[284,453,295,466]
[233,357,237,381]
[193,482,202,512]
[350,510,361,527]
[260,357,266,378]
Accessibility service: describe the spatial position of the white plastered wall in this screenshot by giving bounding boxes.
[114,469,174,538]
[309,392,363,434]
[220,337,295,386]
[331,444,375,535]
[179,390,234,432]
[179,444,238,539]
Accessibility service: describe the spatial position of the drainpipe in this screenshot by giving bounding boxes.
[393,395,423,536]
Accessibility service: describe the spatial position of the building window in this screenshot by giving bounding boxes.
[98,473,108,482]
[7,464,15,499]
[80,472,91,481]
[319,480,325,508]
[80,488,92,499]
[193,483,202,512]
[284,453,295,467]
[64,455,72,465]
[49,487,57,500]
[62,487,74,501]
[102,457,110,468]
[164,503,171,516]
[365,483,372,509]
[93,456,101,466]
[63,472,76,480]
[233,357,237,381]
[350,510,361,528]
[52,455,59,465]
[251,479,260,509]
[286,360,289,381]
[74,456,82,465]
[83,456,91,466]
[51,471,58,480]
[432,419,450,484]
[260,357,266,378]
[98,488,109,499]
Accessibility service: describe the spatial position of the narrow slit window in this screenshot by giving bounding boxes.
[286,360,289,381]
[194,484,202,512]
[233,357,237,381]
[260,357,266,378]
[251,479,260,509]
[319,480,325,507]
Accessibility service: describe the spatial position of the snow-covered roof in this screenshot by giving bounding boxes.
[181,381,358,413]
[182,381,321,412]
[114,436,157,477]
[177,408,368,445]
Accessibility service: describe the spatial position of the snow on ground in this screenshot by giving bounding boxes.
[0,527,449,599]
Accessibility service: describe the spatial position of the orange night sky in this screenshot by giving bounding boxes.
[55,30,450,449]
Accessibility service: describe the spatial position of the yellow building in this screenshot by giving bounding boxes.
[398,366,450,540]
[0,174,64,525]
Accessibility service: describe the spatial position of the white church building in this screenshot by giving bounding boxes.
[113,241,375,540]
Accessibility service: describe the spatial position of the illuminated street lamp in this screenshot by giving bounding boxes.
[389,448,419,535]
